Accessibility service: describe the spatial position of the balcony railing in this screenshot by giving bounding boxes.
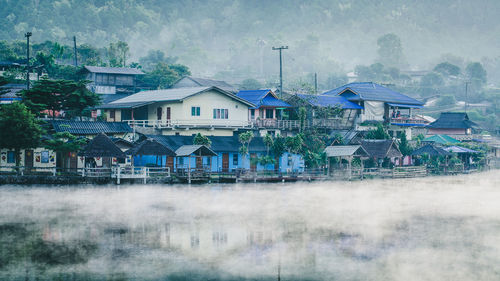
[390,117,427,124]
[125,118,356,130]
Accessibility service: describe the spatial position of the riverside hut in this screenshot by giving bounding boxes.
[361,139,403,167]
[78,133,126,176]
[324,145,369,178]
[126,139,176,169]
[175,145,217,183]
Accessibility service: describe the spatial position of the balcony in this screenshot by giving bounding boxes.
[124,119,252,129]
[252,118,355,130]
[390,117,427,125]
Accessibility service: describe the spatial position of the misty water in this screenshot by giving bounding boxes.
[1,171,499,280]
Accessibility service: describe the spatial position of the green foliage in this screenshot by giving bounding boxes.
[238,131,254,157]
[193,133,211,147]
[139,62,189,89]
[377,33,405,68]
[21,78,99,118]
[0,76,10,96]
[0,103,42,167]
[434,62,461,77]
[240,78,262,90]
[436,94,457,106]
[256,155,275,166]
[263,133,273,155]
[108,41,130,67]
[139,50,178,71]
[272,134,286,159]
[466,62,487,85]
[298,107,307,132]
[285,134,303,154]
[398,131,412,156]
[365,123,390,140]
[44,132,86,154]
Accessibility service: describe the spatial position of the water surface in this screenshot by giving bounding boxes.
[1,171,499,280]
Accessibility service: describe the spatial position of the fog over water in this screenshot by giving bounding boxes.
[1,171,499,280]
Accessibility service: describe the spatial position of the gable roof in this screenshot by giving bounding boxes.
[361,139,403,158]
[108,86,254,107]
[50,120,132,135]
[172,76,236,92]
[324,145,369,157]
[175,145,217,157]
[428,112,479,129]
[237,90,291,109]
[126,139,176,156]
[83,66,144,75]
[411,144,451,157]
[323,82,423,105]
[444,146,479,154]
[422,134,460,145]
[295,94,363,109]
[147,135,267,153]
[78,133,126,158]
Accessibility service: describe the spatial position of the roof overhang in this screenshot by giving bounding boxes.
[387,103,423,109]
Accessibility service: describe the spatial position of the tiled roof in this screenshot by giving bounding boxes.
[296,94,363,109]
[361,139,402,158]
[429,112,479,129]
[109,86,254,107]
[96,101,154,109]
[0,84,25,99]
[323,82,424,105]
[237,90,291,109]
[84,66,144,75]
[50,120,133,135]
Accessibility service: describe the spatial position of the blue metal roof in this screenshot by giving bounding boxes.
[237,90,291,109]
[387,103,423,109]
[51,121,133,135]
[322,82,424,106]
[296,94,363,109]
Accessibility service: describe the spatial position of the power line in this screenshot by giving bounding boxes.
[272,46,288,98]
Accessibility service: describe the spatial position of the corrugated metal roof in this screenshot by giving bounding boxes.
[148,135,267,153]
[84,66,144,75]
[324,145,368,157]
[175,145,217,156]
[237,90,291,108]
[422,134,460,145]
[51,120,132,135]
[296,94,363,109]
[444,146,479,153]
[96,101,154,109]
[109,86,254,107]
[323,82,424,105]
[428,112,479,129]
[387,103,423,109]
[126,139,175,156]
[186,77,236,91]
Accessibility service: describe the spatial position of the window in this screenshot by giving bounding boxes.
[213,109,228,119]
[191,106,200,116]
[287,154,292,166]
[250,109,255,119]
[109,109,115,119]
[7,151,15,163]
[41,151,49,163]
[266,109,274,119]
[232,154,238,166]
[179,157,184,165]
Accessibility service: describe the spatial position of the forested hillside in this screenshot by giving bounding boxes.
[1,0,500,83]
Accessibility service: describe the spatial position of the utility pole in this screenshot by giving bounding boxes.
[25,32,32,90]
[314,73,318,94]
[272,46,288,98]
[465,81,470,113]
[73,36,78,67]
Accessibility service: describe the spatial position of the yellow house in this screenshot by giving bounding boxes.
[98,86,255,136]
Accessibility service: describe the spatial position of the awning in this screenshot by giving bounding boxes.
[387,103,423,109]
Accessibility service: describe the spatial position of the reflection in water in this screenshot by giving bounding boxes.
[0,171,499,280]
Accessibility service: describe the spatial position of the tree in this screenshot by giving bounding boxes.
[0,103,43,169]
[64,81,101,120]
[398,131,412,156]
[193,133,211,147]
[263,133,273,155]
[272,134,286,170]
[420,72,444,96]
[238,131,254,168]
[434,62,461,77]
[139,63,185,89]
[285,134,304,171]
[138,50,178,71]
[0,76,10,96]
[377,33,405,68]
[240,78,262,90]
[466,62,487,86]
[78,44,103,66]
[108,41,129,67]
[44,132,86,170]
[365,123,390,139]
